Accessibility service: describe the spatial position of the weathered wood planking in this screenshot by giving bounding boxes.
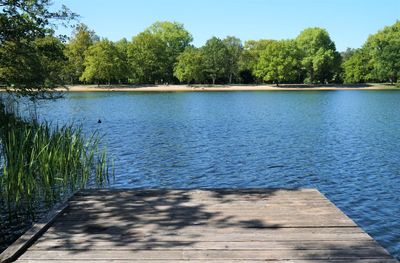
[8,189,399,262]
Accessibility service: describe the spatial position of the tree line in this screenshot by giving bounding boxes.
[1,17,399,88]
[61,23,344,85]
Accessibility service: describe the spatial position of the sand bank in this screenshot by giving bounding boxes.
[56,84,398,92]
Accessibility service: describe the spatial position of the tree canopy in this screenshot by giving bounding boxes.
[1,1,399,89]
[201,37,229,84]
[366,21,400,84]
[0,0,76,95]
[174,47,204,84]
[296,27,341,84]
[340,20,400,84]
[128,31,168,84]
[64,24,98,84]
[146,21,192,82]
[254,40,301,85]
[80,39,122,85]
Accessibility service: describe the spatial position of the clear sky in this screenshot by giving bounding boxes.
[54,0,400,52]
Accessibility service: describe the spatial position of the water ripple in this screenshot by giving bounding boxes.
[25,90,400,259]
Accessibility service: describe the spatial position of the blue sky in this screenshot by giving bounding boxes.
[54,0,400,51]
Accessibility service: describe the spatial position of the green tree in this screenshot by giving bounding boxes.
[366,20,400,84]
[223,36,243,83]
[341,48,356,62]
[254,40,301,85]
[342,48,374,83]
[114,38,130,83]
[34,36,67,88]
[80,39,120,85]
[239,39,276,83]
[146,21,193,82]
[201,37,229,85]
[128,31,168,84]
[64,24,98,84]
[174,47,204,84]
[296,28,341,83]
[0,0,76,95]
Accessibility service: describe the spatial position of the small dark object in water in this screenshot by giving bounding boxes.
[97,119,102,124]
[267,165,285,169]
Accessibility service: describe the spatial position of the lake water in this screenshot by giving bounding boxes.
[28,91,400,259]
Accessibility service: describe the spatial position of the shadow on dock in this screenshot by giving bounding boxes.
[16,189,397,262]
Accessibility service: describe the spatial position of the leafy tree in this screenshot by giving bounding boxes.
[128,32,168,84]
[201,37,229,84]
[365,20,400,84]
[34,36,67,87]
[223,36,243,84]
[114,38,130,83]
[341,48,356,62]
[174,47,204,84]
[296,27,341,83]
[64,24,98,84]
[0,0,76,95]
[80,39,120,85]
[342,48,374,83]
[254,40,301,85]
[146,21,193,83]
[239,39,276,83]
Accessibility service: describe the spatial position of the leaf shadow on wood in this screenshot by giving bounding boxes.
[31,189,282,253]
[25,189,396,261]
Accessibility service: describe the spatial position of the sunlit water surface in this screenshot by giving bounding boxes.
[18,91,400,258]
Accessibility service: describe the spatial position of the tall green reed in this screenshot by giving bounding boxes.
[0,100,113,218]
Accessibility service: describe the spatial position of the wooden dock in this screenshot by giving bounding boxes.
[3,189,398,262]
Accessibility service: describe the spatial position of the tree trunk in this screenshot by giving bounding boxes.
[212,77,216,85]
[229,73,232,84]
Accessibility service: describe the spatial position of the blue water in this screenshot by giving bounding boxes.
[30,91,400,259]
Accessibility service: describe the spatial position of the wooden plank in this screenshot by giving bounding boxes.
[9,189,398,262]
[15,260,400,263]
[46,219,356,228]
[37,232,374,242]
[30,240,381,250]
[45,224,365,234]
[0,202,69,263]
[18,249,392,260]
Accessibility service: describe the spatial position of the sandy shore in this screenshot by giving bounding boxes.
[56,84,398,92]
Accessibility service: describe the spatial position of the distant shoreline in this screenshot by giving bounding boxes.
[56,84,399,92]
[1,84,399,93]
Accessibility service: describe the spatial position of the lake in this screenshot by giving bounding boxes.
[26,90,400,259]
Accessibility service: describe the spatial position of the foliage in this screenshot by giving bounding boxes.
[114,38,130,84]
[1,1,399,87]
[146,21,193,83]
[240,39,276,83]
[342,48,374,83]
[341,48,356,62]
[0,0,76,94]
[64,24,98,84]
[296,27,341,83]
[365,20,400,84]
[0,101,112,215]
[128,31,168,84]
[80,39,120,84]
[254,40,301,85]
[174,47,204,84]
[223,36,243,83]
[201,37,229,84]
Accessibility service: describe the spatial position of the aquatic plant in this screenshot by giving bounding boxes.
[0,101,113,217]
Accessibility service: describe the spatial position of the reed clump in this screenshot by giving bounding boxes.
[0,101,113,217]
